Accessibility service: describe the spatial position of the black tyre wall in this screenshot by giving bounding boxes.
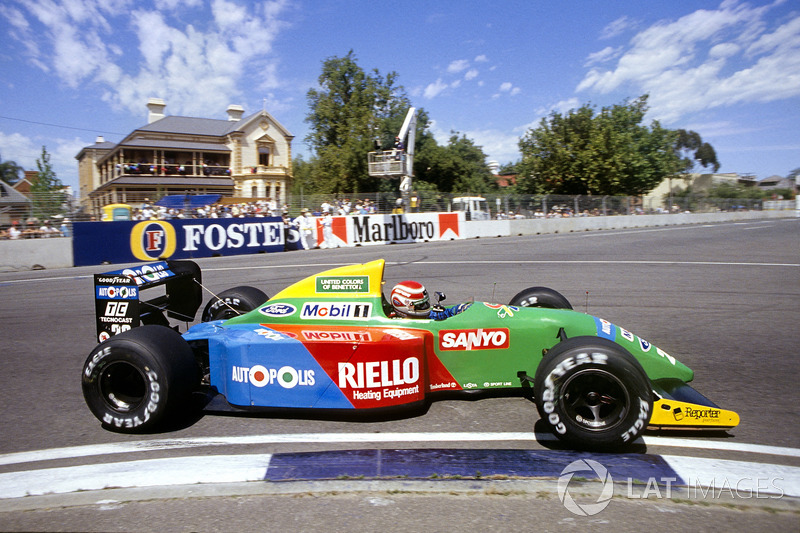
[509,287,572,310]
[201,286,269,322]
[81,325,198,433]
[533,336,652,449]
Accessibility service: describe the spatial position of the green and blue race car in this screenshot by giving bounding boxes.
[83,259,739,449]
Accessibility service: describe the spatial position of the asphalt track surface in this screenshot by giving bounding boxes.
[0,217,798,531]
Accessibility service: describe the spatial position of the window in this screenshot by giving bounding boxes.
[258,146,270,167]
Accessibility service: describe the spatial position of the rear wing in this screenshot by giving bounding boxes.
[94,260,202,342]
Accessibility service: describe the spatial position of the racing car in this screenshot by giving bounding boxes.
[82,259,739,449]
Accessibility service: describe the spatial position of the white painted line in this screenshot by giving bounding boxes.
[640,435,800,458]
[662,455,800,498]
[1,433,797,468]
[0,454,272,499]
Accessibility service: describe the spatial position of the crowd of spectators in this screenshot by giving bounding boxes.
[127,197,380,221]
[0,218,70,240]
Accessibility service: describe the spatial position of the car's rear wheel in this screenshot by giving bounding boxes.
[533,336,652,449]
[509,287,572,309]
[81,325,198,433]
[201,286,269,322]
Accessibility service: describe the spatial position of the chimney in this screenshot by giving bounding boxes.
[95,135,105,144]
[147,98,166,123]
[227,104,244,121]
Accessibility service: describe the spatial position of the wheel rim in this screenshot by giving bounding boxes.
[98,361,146,412]
[561,369,630,431]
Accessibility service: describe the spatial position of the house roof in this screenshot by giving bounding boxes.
[0,180,32,206]
[758,175,787,185]
[137,116,240,136]
[134,110,293,139]
[81,108,294,166]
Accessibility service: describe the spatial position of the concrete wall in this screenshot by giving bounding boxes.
[506,210,793,236]
[0,238,74,272]
[0,210,794,272]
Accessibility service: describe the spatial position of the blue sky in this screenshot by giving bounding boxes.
[1,0,798,193]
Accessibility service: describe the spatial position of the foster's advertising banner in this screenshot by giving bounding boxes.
[73,217,285,266]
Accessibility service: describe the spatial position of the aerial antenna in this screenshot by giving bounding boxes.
[585,291,589,313]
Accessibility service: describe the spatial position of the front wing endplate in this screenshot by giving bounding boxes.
[648,378,740,430]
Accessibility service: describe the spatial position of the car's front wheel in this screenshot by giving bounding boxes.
[533,336,652,449]
[81,325,198,433]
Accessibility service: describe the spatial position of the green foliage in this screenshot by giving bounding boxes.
[0,154,24,185]
[30,146,66,220]
[516,96,682,196]
[498,161,521,175]
[300,51,494,195]
[415,132,497,194]
[674,129,720,173]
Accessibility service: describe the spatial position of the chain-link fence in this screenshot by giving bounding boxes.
[286,192,770,218]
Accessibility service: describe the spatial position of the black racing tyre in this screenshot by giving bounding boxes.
[81,325,198,433]
[201,286,269,322]
[533,336,652,450]
[509,287,572,310]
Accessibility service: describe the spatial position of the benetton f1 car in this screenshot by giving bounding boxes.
[83,259,739,449]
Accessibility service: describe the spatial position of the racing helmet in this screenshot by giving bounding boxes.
[390,281,431,318]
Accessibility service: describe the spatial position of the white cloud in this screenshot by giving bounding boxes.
[424,78,449,99]
[709,42,740,59]
[427,120,521,164]
[474,54,488,63]
[577,2,800,123]
[464,69,479,81]
[600,15,636,40]
[0,132,38,169]
[465,128,521,164]
[0,131,86,189]
[495,82,521,98]
[584,46,622,66]
[447,59,470,73]
[3,0,290,118]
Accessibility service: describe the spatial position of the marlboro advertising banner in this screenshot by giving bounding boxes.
[315,212,464,248]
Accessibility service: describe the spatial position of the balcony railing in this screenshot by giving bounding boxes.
[114,163,231,177]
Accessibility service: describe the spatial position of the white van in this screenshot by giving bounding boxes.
[451,196,491,220]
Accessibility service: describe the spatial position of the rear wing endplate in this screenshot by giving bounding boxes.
[94,260,202,342]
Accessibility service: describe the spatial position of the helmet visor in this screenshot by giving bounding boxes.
[411,295,430,312]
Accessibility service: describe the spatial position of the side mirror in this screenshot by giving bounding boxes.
[435,291,446,304]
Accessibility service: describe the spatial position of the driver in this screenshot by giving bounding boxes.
[389,281,470,320]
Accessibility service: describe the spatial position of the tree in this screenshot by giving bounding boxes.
[0,154,24,185]
[30,146,66,220]
[302,51,495,196]
[304,51,418,194]
[674,129,720,173]
[516,96,681,195]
